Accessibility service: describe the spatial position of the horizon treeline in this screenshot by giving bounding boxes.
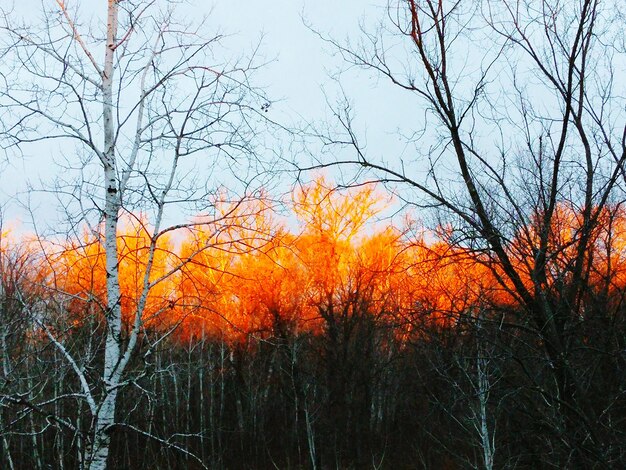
[1,177,625,468]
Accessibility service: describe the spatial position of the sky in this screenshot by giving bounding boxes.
[1,0,415,230]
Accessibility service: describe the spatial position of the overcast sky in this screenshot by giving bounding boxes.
[2,0,416,229]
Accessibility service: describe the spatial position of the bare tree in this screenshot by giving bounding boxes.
[311,0,625,466]
[0,1,275,468]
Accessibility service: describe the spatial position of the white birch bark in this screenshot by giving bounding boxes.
[473,313,495,470]
[476,353,494,470]
[88,2,121,468]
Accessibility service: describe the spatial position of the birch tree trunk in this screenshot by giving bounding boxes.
[88,1,121,468]
[475,315,495,470]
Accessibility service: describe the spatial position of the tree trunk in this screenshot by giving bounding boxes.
[89,2,121,469]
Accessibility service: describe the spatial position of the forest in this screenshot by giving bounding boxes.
[2,177,625,468]
[0,0,625,469]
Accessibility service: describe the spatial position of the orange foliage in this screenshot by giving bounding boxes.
[51,216,174,327]
[505,203,626,300]
[12,180,626,344]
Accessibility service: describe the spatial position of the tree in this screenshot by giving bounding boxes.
[315,0,625,466]
[0,1,274,467]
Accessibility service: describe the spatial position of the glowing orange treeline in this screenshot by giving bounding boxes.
[4,178,626,342]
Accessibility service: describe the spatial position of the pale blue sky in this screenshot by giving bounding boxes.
[2,0,415,229]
